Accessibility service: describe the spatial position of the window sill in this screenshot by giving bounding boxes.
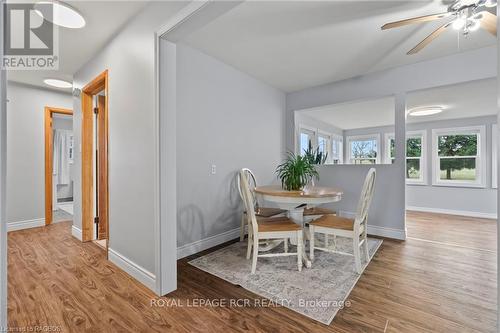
[432,181,486,189]
[406,181,426,186]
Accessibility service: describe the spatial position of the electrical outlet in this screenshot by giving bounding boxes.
[211,164,216,175]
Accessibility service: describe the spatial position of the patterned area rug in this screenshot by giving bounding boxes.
[189,236,382,325]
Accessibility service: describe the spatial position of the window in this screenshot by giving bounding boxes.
[432,126,485,187]
[331,135,343,164]
[347,135,380,164]
[385,131,426,183]
[317,133,330,158]
[299,128,315,156]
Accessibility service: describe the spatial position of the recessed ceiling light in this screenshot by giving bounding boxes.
[408,106,444,117]
[44,79,72,89]
[34,1,86,29]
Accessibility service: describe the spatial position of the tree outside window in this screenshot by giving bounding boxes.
[438,134,477,181]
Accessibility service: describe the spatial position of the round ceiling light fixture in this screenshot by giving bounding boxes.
[34,1,86,29]
[408,106,444,117]
[43,78,73,89]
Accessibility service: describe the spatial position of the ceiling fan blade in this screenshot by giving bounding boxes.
[407,22,451,55]
[381,12,451,30]
[479,11,497,36]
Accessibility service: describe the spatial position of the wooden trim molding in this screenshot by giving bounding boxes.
[81,70,109,243]
[45,107,73,226]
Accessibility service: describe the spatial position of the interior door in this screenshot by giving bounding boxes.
[97,95,108,241]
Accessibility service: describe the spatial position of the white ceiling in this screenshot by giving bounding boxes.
[7,1,148,91]
[297,78,497,129]
[183,1,497,92]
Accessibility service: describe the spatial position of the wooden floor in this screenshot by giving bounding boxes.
[7,212,497,332]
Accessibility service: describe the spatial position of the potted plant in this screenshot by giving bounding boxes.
[276,152,319,191]
[303,141,328,165]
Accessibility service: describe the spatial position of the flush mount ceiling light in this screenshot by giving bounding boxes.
[44,78,72,89]
[408,106,445,117]
[34,1,86,29]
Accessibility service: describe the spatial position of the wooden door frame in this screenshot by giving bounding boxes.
[45,107,73,225]
[81,70,109,242]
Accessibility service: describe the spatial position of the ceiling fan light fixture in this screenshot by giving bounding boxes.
[484,0,497,7]
[468,18,481,31]
[452,17,466,30]
[408,106,444,117]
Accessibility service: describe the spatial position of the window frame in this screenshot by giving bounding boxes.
[431,126,486,188]
[492,124,497,189]
[346,134,381,165]
[385,130,427,184]
[330,134,344,165]
[297,125,316,156]
[317,130,331,163]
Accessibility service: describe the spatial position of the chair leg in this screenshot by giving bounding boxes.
[246,226,253,260]
[297,231,303,272]
[324,234,328,247]
[251,234,259,274]
[332,234,337,251]
[240,213,246,241]
[284,238,288,253]
[353,236,361,274]
[309,225,315,262]
[364,231,369,262]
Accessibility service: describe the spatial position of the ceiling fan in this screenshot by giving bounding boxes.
[381,0,497,55]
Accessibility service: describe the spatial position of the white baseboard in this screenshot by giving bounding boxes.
[367,225,406,240]
[339,210,406,240]
[177,227,241,260]
[108,248,156,291]
[406,206,497,219]
[7,218,45,232]
[71,225,82,241]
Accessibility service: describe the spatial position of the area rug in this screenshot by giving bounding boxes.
[189,236,383,325]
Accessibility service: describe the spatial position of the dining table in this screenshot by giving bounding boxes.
[254,185,343,268]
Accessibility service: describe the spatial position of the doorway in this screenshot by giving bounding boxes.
[81,70,109,250]
[45,107,73,225]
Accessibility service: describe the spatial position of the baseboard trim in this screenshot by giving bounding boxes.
[339,210,406,240]
[108,248,156,291]
[367,225,406,240]
[406,206,497,219]
[177,227,241,260]
[7,218,45,232]
[71,225,82,241]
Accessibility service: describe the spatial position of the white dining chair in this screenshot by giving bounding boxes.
[309,168,376,274]
[237,168,286,241]
[239,170,303,274]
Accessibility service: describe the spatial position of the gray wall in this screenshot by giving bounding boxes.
[72,1,188,274]
[286,46,497,237]
[6,82,72,223]
[307,115,497,216]
[176,43,285,247]
[406,116,497,216]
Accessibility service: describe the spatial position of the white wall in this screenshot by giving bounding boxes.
[72,1,188,276]
[6,82,72,224]
[286,46,497,238]
[176,43,285,247]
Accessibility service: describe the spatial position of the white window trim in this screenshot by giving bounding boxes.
[492,124,497,189]
[431,126,486,188]
[385,130,427,185]
[346,134,381,165]
[297,125,317,155]
[317,130,331,164]
[331,133,344,165]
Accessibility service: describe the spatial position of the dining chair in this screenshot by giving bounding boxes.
[239,170,303,274]
[237,168,286,241]
[309,168,376,274]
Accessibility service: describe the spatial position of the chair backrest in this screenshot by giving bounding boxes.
[237,168,258,206]
[354,168,376,228]
[239,170,259,233]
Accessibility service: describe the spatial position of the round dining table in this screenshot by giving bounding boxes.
[254,185,343,268]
